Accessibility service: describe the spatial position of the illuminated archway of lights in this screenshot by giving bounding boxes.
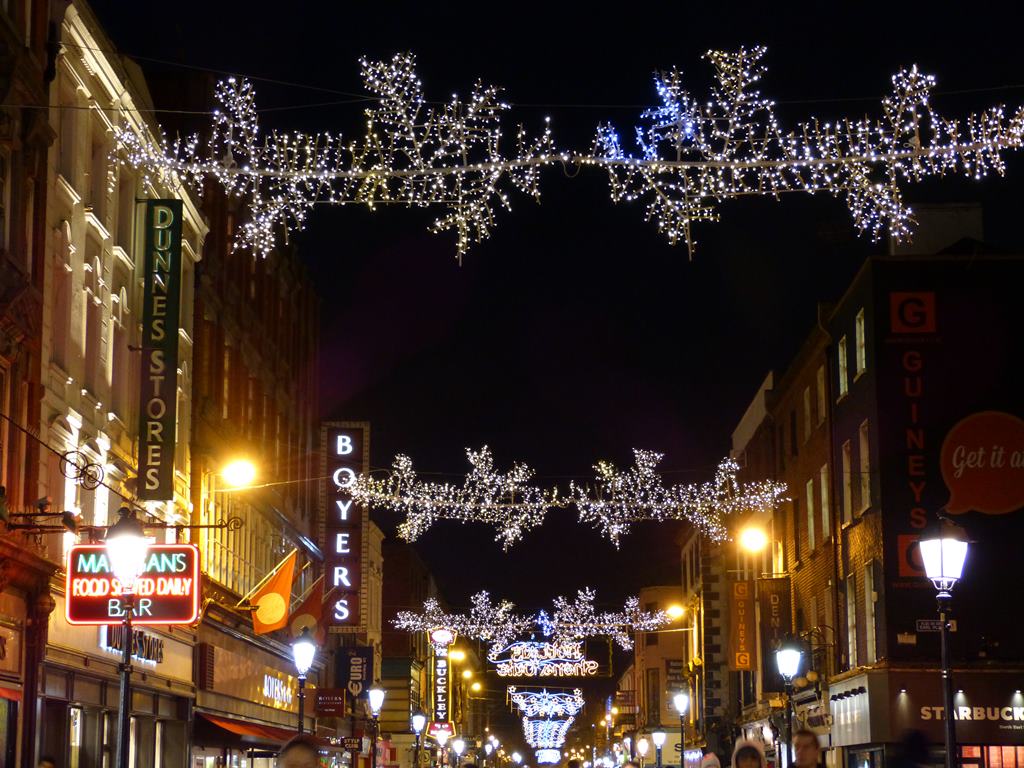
[114,48,1023,261]
[351,449,785,549]
[395,588,668,651]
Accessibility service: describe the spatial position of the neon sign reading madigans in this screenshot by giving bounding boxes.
[488,640,599,678]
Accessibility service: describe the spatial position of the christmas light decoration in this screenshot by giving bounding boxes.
[113,49,1023,260]
[508,688,585,718]
[354,448,782,548]
[522,717,574,749]
[489,640,600,677]
[570,453,786,547]
[535,750,562,765]
[537,588,669,650]
[393,591,532,650]
[349,447,553,551]
[395,590,668,650]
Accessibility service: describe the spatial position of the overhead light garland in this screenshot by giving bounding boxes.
[522,717,574,750]
[350,449,784,549]
[508,688,586,719]
[393,591,533,650]
[114,48,1023,259]
[393,589,669,651]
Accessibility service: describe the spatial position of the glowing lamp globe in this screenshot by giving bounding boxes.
[453,739,466,757]
[368,683,386,716]
[105,508,150,591]
[652,732,666,749]
[435,731,450,747]
[412,712,427,734]
[292,627,316,677]
[775,639,803,681]
[222,459,257,487]
[673,692,690,716]
[513,753,523,764]
[636,738,649,758]
[739,527,769,553]
[919,519,969,597]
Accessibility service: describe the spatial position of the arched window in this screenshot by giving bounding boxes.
[52,221,74,370]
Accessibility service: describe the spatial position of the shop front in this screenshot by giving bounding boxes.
[829,670,1024,768]
[193,619,322,768]
[42,594,196,768]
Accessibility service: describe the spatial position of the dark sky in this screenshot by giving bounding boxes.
[92,1,1024,609]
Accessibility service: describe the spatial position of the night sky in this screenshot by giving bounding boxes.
[93,2,1024,616]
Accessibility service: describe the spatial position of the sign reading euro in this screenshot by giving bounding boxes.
[65,544,200,625]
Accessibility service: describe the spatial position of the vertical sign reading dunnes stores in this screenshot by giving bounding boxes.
[320,421,369,632]
[138,200,183,500]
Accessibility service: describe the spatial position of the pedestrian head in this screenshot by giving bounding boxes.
[39,757,57,768]
[793,730,821,768]
[278,735,320,768]
[700,753,721,768]
[731,739,766,768]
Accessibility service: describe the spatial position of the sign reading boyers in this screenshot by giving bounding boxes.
[137,200,183,500]
[65,544,200,625]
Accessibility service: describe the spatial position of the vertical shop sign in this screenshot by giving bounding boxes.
[758,576,792,692]
[321,421,369,632]
[138,200,183,500]
[728,580,754,671]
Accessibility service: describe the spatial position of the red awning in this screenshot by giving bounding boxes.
[197,713,297,745]
[0,686,21,702]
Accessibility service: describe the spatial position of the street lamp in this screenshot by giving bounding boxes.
[435,729,451,767]
[636,737,649,768]
[291,627,317,733]
[775,638,803,767]
[651,732,666,768]
[485,742,494,768]
[919,518,969,768]
[221,458,257,487]
[672,692,689,753]
[513,752,523,765]
[105,508,150,768]
[369,683,386,768]
[412,711,427,768]
[453,739,466,767]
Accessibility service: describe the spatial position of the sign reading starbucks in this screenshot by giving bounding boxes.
[138,200,183,500]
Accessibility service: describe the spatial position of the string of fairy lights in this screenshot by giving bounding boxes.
[348,447,786,550]
[393,588,670,651]
[112,47,1024,260]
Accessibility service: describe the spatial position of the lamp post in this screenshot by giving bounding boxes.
[672,692,689,756]
[435,729,451,767]
[369,683,386,768]
[636,737,649,768]
[413,711,427,768]
[919,519,969,768]
[105,508,150,768]
[651,732,665,768]
[453,739,466,768]
[774,638,803,768]
[291,628,316,733]
[485,742,493,768]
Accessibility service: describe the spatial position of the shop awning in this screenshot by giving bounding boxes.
[0,685,22,702]
[197,713,298,746]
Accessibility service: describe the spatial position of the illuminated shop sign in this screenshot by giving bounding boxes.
[321,422,369,632]
[137,200,183,500]
[488,641,599,677]
[65,544,200,625]
[98,625,165,666]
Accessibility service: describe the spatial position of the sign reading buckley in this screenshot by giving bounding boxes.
[320,421,369,632]
[138,200,183,500]
[65,544,200,625]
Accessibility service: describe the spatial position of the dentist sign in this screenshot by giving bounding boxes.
[320,421,369,632]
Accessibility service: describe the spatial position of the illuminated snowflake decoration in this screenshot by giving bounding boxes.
[115,48,1023,260]
[392,591,532,650]
[537,588,670,650]
[350,447,553,550]
[522,717,574,750]
[570,453,786,547]
[508,688,585,719]
[394,589,666,650]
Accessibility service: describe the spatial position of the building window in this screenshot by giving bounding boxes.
[0,149,9,251]
[221,346,231,420]
[859,420,871,511]
[645,667,660,726]
[855,308,867,376]
[816,365,826,425]
[808,594,818,632]
[59,82,77,183]
[789,410,798,457]
[846,576,858,668]
[111,287,130,420]
[841,440,852,524]
[84,253,103,396]
[803,386,812,442]
[837,336,849,398]
[864,561,878,664]
[805,478,815,550]
[819,464,830,540]
[778,429,785,472]
[792,497,801,562]
[69,706,84,768]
